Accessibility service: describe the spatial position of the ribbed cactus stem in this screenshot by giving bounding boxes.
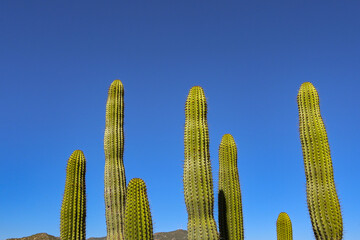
[297,82,343,240]
[124,178,153,240]
[104,80,126,240]
[276,212,293,240]
[183,86,218,240]
[60,150,86,240]
[218,134,244,240]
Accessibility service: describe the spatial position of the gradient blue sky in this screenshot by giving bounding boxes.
[1,1,360,239]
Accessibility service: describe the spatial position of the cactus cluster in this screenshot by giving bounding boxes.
[103,80,154,239]
[60,150,86,240]
[57,80,345,240]
[297,82,343,240]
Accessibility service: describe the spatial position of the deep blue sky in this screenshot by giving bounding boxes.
[1,1,359,239]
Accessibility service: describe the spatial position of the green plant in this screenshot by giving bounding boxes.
[183,86,218,240]
[276,212,293,240]
[124,178,153,240]
[218,134,244,240]
[104,80,126,240]
[297,82,343,240]
[60,150,86,240]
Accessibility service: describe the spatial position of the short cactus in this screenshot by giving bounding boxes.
[297,82,343,240]
[124,178,153,240]
[183,86,218,240]
[218,134,244,240]
[104,80,126,240]
[60,150,86,240]
[276,212,293,240]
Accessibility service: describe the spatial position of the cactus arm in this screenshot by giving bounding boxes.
[183,86,218,240]
[297,82,343,240]
[276,212,293,240]
[124,178,154,240]
[104,80,126,240]
[218,134,244,240]
[60,150,86,240]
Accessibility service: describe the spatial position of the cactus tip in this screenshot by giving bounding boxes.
[298,82,316,93]
[222,134,234,141]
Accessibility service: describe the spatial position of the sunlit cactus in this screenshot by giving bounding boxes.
[276,212,293,240]
[218,134,244,240]
[60,150,86,240]
[104,80,126,240]
[183,86,218,240]
[297,82,343,240]
[124,178,153,240]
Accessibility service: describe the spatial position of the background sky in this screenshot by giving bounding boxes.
[1,1,359,239]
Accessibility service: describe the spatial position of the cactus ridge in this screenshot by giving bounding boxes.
[276,212,293,240]
[60,150,86,240]
[297,82,343,240]
[183,86,218,240]
[104,80,127,240]
[124,178,154,240]
[218,134,244,240]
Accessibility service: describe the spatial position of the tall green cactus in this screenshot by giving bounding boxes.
[218,134,244,240]
[60,150,86,240]
[183,86,218,240]
[124,178,154,240]
[276,212,293,240]
[104,80,126,240]
[297,82,343,240]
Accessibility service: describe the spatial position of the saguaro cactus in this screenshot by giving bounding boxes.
[124,178,153,240]
[104,80,126,240]
[60,150,86,240]
[218,134,244,240]
[183,86,218,240]
[297,82,343,240]
[276,212,293,240]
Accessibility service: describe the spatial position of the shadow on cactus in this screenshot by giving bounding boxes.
[218,134,244,240]
[218,190,229,240]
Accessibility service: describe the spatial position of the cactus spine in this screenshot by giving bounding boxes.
[183,86,218,240]
[104,80,126,240]
[124,178,154,240]
[218,134,244,240]
[60,150,86,240]
[276,212,293,240]
[297,82,343,240]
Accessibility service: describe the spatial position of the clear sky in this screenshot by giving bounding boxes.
[1,1,359,239]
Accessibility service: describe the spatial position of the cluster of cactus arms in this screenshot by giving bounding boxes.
[218,134,244,240]
[104,80,127,240]
[276,212,293,240]
[58,80,345,240]
[125,178,154,240]
[60,150,86,240]
[183,86,218,240]
[103,80,154,239]
[297,82,343,240]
